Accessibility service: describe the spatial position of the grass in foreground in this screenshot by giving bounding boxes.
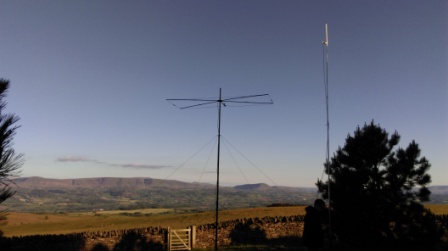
[1,206,307,237]
[2,204,446,237]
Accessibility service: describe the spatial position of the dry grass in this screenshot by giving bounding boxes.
[425,204,448,215]
[1,204,446,238]
[1,206,306,237]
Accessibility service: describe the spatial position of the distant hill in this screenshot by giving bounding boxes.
[429,186,448,195]
[3,177,318,213]
[3,177,446,213]
[14,177,446,194]
[234,183,270,190]
[13,176,215,190]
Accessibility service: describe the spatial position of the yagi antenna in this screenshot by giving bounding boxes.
[167,88,273,251]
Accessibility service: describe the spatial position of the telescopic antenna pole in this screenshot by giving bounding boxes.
[324,23,332,250]
[215,88,222,251]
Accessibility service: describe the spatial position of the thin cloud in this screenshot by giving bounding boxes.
[57,156,169,169]
[57,156,97,163]
[111,163,171,169]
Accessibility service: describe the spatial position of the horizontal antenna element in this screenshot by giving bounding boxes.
[167,93,273,109]
[167,88,273,251]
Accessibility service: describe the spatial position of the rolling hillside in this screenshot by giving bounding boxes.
[12,176,215,189]
[3,177,318,213]
[3,177,447,213]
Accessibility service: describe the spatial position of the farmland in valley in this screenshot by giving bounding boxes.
[1,206,308,237]
[2,205,448,237]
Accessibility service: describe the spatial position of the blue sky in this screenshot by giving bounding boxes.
[0,0,446,187]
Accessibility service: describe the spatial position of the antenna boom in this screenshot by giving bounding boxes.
[167,88,273,251]
[223,93,270,101]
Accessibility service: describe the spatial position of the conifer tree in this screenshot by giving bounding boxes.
[0,79,23,205]
[317,121,442,250]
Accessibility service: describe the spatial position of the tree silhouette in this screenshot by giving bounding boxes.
[317,121,443,250]
[0,78,23,205]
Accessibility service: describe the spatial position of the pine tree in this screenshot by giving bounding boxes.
[0,78,23,205]
[317,121,442,250]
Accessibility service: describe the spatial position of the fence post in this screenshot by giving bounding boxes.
[190,225,196,249]
[167,227,171,251]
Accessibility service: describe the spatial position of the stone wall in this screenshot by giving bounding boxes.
[0,227,167,251]
[195,215,305,248]
[0,215,305,250]
[2,214,447,250]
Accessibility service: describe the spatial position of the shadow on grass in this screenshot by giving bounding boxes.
[195,237,307,251]
[0,233,86,251]
[112,230,164,251]
[91,243,110,251]
[227,221,304,250]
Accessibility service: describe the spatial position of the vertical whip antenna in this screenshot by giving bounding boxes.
[323,22,332,250]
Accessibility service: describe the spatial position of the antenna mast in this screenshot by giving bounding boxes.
[167,88,273,251]
[323,23,333,249]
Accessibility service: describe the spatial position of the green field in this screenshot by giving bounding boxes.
[1,204,447,237]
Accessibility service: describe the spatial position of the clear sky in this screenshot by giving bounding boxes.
[0,0,446,187]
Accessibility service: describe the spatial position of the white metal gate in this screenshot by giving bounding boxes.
[168,228,191,251]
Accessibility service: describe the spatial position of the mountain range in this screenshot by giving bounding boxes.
[3,177,318,213]
[2,177,447,213]
[12,176,216,189]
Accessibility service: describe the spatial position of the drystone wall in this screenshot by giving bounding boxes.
[3,214,447,250]
[0,215,305,250]
[195,215,305,248]
[0,227,167,251]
